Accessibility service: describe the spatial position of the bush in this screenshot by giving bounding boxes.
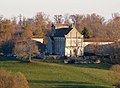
[110,64,120,73]
[0,68,29,88]
[110,65,120,88]
[43,55,66,63]
[68,60,75,64]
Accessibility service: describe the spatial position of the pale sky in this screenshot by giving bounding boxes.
[0,0,120,20]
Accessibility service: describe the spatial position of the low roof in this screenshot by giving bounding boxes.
[32,36,43,38]
[47,24,70,29]
[84,38,114,42]
[54,24,70,29]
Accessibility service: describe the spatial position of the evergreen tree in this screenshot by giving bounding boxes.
[81,27,90,38]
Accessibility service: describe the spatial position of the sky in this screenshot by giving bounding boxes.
[0,0,120,20]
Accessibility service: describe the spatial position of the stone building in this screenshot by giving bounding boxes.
[46,24,84,57]
[32,24,114,57]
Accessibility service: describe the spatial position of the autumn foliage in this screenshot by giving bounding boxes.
[0,68,29,88]
[0,12,120,63]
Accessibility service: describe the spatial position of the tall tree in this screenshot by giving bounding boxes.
[0,19,15,41]
[106,14,120,40]
[75,13,106,38]
[34,12,48,36]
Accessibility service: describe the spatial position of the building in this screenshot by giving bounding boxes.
[32,36,44,43]
[32,24,114,57]
[46,24,84,57]
[83,38,114,55]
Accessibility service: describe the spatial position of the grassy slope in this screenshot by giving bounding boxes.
[0,56,120,88]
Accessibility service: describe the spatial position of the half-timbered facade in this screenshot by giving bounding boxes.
[47,24,84,57]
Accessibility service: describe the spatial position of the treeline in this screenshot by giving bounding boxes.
[53,13,120,39]
[0,12,49,61]
[51,13,120,64]
[1,12,120,40]
[0,12,120,64]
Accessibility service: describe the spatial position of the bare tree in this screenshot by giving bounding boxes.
[54,15,63,24]
[75,13,106,38]
[64,14,70,24]
[14,39,39,62]
[106,14,120,40]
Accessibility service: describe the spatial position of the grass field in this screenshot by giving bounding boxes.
[0,56,120,88]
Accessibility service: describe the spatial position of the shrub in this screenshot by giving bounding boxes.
[110,65,120,88]
[69,60,75,64]
[43,55,66,63]
[0,68,29,88]
[110,64,120,73]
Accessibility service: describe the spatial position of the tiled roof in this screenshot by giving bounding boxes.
[54,24,69,27]
[32,36,43,38]
[47,24,70,29]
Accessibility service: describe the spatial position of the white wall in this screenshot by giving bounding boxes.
[83,41,114,54]
[65,26,84,57]
[32,38,43,43]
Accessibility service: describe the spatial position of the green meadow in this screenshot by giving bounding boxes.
[0,56,120,88]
